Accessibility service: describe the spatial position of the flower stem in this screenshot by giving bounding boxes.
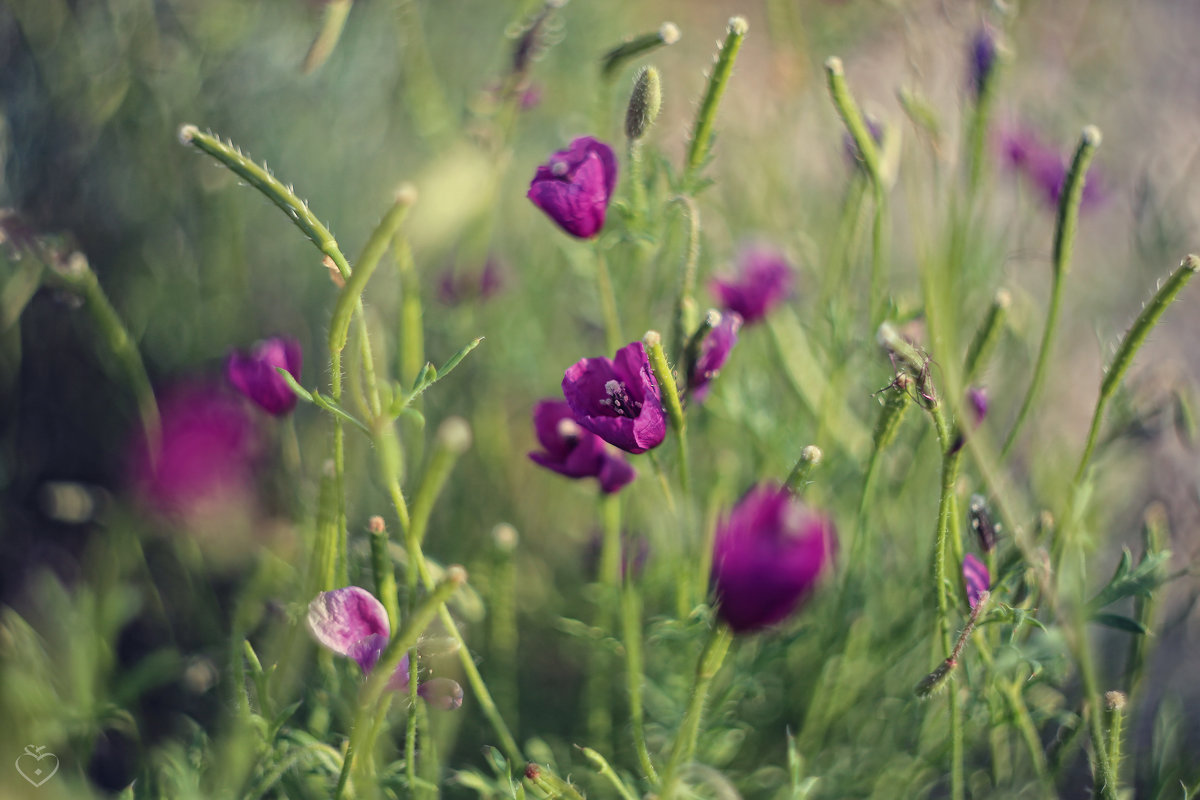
[586,495,622,749]
[594,247,623,354]
[1001,126,1101,458]
[577,745,640,800]
[621,577,659,783]
[669,195,702,363]
[1073,255,1199,485]
[784,445,822,494]
[685,17,748,183]
[658,622,733,799]
[645,330,689,494]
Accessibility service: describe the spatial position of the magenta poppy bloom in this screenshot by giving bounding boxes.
[529,400,635,494]
[710,484,836,633]
[688,312,743,401]
[130,383,261,519]
[562,341,666,455]
[307,586,464,709]
[226,337,303,416]
[710,247,795,325]
[962,554,990,609]
[997,126,1104,211]
[527,136,617,239]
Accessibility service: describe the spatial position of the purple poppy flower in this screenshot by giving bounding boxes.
[710,247,795,325]
[528,399,636,494]
[710,484,836,633]
[997,126,1104,211]
[962,554,990,610]
[968,26,999,99]
[562,341,666,455]
[130,383,261,520]
[527,136,618,239]
[226,337,303,416]
[307,586,464,709]
[688,312,743,401]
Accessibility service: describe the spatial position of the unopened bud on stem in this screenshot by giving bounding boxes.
[626,66,663,140]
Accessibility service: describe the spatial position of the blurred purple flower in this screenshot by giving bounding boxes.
[710,248,794,325]
[962,554,990,610]
[527,136,617,239]
[562,341,666,455]
[968,26,1000,99]
[528,399,636,494]
[307,586,464,709]
[950,387,989,455]
[226,337,302,416]
[130,383,261,519]
[711,483,836,633]
[438,256,507,306]
[997,126,1105,211]
[688,312,743,401]
[842,117,884,170]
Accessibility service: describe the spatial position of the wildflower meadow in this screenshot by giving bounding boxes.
[2,1,1200,798]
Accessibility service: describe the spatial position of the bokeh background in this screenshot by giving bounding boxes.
[3,0,1200,797]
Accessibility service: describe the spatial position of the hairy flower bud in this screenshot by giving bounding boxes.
[626,66,662,140]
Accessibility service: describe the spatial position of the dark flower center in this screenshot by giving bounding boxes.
[600,379,642,418]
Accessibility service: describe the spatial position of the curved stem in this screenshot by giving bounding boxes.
[658,623,733,799]
[622,577,658,783]
[594,248,623,354]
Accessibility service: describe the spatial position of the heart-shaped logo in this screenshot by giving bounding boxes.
[16,745,59,787]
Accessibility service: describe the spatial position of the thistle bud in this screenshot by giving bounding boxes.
[625,66,662,140]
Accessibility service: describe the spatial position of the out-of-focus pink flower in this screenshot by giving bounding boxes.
[996,125,1105,211]
[226,337,302,416]
[962,554,990,610]
[130,383,261,520]
[710,247,795,325]
[710,484,836,633]
[561,341,666,455]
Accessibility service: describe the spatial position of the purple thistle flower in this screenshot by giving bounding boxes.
[562,341,666,455]
[710,483,836,633]
[997,125,1105,211]
[528,399,636,494]
[710,247,795,325]
[226,337,303,416]
[962,554,990,610]
[130,383,261,519]
[688,312,743,401]
[527,136,618,239]
[307,586,464,709]
[968,26,1000,99]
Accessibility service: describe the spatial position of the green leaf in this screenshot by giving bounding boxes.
[1091,613,1149,635]
[310,390,372,435]
[394,337,484,413]
[275,367,313,403]
[483,745,509,778]
[1088,548,1171,611]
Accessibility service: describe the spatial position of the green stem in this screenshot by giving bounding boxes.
[577,745,640,800]
[179,126,353,281]
[622,577,658,783]
[669,195,702,361]
[302,0,352,74]
[594,248,623,354]
[870,184,888,326]
[1069,624,1117,800]
[963,289,1011,384]
[659,622,734,799]
[1002,126,1101,457]
[684,17,748,182]
[586,495,621,749]
[1073,255,1199,484]
[600,23,680,81]
[784,445,822,494]
[330,349,349,587]
[644,331,688,494]
[628,137,647,222]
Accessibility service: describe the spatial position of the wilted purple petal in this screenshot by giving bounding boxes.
[963,554,990,609]
[527,137,617,239]
[307,587,391,662]
[689,312,743,400]
[226,337,303,416]
[418,678,465,710]
[710,248,794,325]
[562,341,666,454]
[711,484,836,633]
